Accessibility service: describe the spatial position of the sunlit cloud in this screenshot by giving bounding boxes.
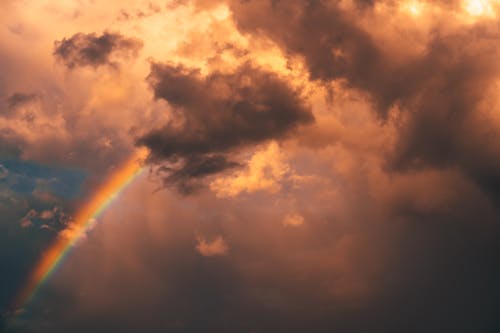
[464,0,497,16]
[195,235,229,256]
[2,1,500,332]
[282,213,304,227]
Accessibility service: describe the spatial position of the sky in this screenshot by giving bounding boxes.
[1,0,500,332]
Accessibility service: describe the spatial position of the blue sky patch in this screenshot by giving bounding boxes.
[0,159,87,199]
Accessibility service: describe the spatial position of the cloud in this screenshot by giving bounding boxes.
[195,235,229,256]
[2,1,500,333]
[38,209,54,220]
[137,62,314,193]
[5,92,38,111]
[225,0,500,203]
[228,1,382,97]
[210,141,290,197]
[282,213,304,227]
[57,218,97,245]
[17,166,499,333]
[1,92,40,124]
[19,219,33,228]
[53,32,143,69]
[155,154,240,194]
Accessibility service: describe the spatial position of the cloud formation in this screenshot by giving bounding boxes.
[225,0,500,203]
[196,235,229,256]
[54,32,143,69]
[210,141,291,197]
[282,212,304,227]
[138,62,313,192]
[2,1,500,333]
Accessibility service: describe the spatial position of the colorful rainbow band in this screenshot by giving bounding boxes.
[13,149,148,311]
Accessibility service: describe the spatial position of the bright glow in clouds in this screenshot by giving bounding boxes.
[210,142,290,198]
[12,149,148,312]
[404,1,423,16]
[464,0,497,16]
[282,213,305,227]
[2,0,500,331]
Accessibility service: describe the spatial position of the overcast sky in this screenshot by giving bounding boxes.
[1,1,500,332]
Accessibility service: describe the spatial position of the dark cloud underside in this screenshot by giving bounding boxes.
[227,0,500,202]
[2,1,500,333]
[53,32,143,69]
[137,62,313,192]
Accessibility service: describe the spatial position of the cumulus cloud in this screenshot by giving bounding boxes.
[58,218,97,245]
[210,141,290,197]
[2,1,500,333]
[19,209,36,228]
[282,212,304,227]
[138,62,313,193]
[17,205,69,231]
[195,235,229,256]
[53,32,143,69]
[38,209,54,220]
[224,0,500,204]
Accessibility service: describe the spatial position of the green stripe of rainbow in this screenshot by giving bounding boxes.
[13,149,148,311]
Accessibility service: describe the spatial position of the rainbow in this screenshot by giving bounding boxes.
[13,149,148,311]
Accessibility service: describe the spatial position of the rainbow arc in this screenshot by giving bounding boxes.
[13,149,147,311]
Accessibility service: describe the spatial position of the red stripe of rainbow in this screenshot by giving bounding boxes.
[13,149,148,310]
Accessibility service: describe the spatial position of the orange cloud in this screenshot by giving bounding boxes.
[210,142,290,198]
[282,213,304,227]
[195,235,229,256]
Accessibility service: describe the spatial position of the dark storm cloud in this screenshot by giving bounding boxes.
[137,62,314,192]
[228,1,383,105]
[4,1,500,333]
[53,32,143,69]
[388,27,500,202]
[226,0,500,202]
[226,0,418,115]
[156,155,240,194]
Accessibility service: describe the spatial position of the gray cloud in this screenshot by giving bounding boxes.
[3,2,500,333]
[53,32,143,69]
[6,93,38,109]
[137,62,314,193]
[8,164,500,333]
[226,0,500,202]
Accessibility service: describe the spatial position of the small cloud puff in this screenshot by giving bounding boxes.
[58,218,97,246]
[195,235,229,256]
[282,213,304,227]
